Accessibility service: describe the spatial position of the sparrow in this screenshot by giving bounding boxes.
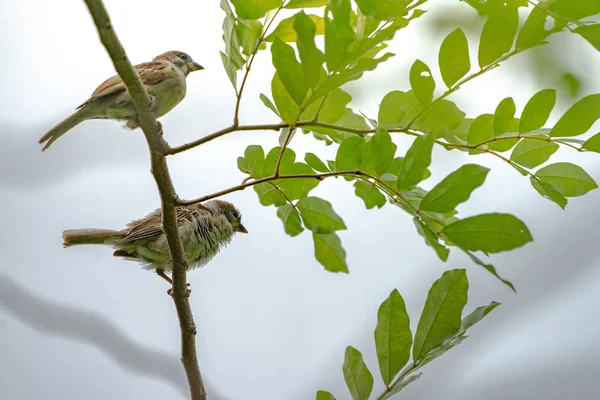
[63,200,247,288]
[39,50,204,151]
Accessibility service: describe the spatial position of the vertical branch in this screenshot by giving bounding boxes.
[82,1,206,399]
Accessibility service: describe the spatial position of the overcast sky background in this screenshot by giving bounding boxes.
[1,1,599,399]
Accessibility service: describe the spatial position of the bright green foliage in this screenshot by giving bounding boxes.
[354,0,407,21]
[478,0,518,67]
[267,14,325,42]
[574,24,600,51]
[343,346,373,400]
[519,89,556,134]
[325,0,357,72]
[296,197,346,233]
[313,233,348,273]
[316,391,337,400]
[410,60,435,104]
[548,0,600,20]
[413,269,468,361]
[511,138,559,168]
[294,12,325,89]
[236,19,263,56]
[277,203,304,236]
[378,91,408,128]
[230,0,280,19]
[397,134,434,190]
[354,181,386,209]
[582,132,600,153]
[412,100,466,137]
[304,152,330,172]
[438,28,470,88]
[369,129,396,176]
[467,114,494,145]
[536,163,598,197]
[413,218,450,261]
[336,136,366,171]
[272,73,300,125]
[271,38,308,105]
[421,164,490,213]
[493,97,516,135]
[531,178,568,209]
[550,94,600,138]
[516,4,566,49]
[287,0,328,9]
[374,290,412,386]
[442,213,533,253]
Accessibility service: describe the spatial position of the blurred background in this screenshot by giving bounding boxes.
[1,0,599,399]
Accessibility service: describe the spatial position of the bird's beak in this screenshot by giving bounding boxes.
[188,62,204,72]
[237,224,248,234]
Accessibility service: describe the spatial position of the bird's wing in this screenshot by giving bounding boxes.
[77,61,170,109]
[117,205,210,244]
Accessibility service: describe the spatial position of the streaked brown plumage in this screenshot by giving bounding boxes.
[39,50,204,150]
[63,200,247,286]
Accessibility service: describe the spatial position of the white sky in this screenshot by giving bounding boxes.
[1,1,600,399]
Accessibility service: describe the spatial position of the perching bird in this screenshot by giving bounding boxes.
[63,200,247,288]
[39,50,203,151]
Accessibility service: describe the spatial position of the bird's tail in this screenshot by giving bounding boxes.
[39,108,89,151]
[63,229,125,247]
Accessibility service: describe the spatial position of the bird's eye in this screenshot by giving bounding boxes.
[180,53,188,60]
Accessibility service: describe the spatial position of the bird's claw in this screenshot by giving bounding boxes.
[167,283,191,297]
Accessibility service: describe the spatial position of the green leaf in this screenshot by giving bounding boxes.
[305,153,330,172]
[413,269,468,361]
[478,0,518,68]
[230,0,281,19]
[221,0,245,69]
[272,73,300,125]
[397,134,434,190]
[574,24,600,51]
[464,250,516,292]
[316,391,337,400]
[354,181,386,209]
[317,89,353,123]
[442,213,533,253]
[410,60,435,104]
[272,38,309,106]
[263,146,296,177]
[370,129,396,176]
[297,197,346,233]
[313,232,348,273]
[494,97,516,135]
[343,346,373,400]
[548,0,600,20]
[278,163,320,200]
[374,289,412,386]
[519,89,556,133]
[510,138,559,168]
[260,93,280,116]
[325,0,357,72]
[439,28,471,88]
[550,94,600,138]
[421,164,490,213]
[530,177,568,209]
[467,114,494,146]
[277,203,304,236]
[237,145,265,177]
[287,0,328,8]
[582,132,600,152]
[267,14,325,42]
[413,218,450,261]
[378,91,408,129]
[294,11,325,89]
[336,136,366,171]
[355,0,407,21]
[412,100,466,137]
[236,18,263,56]
[459,301,501,335]
[516,4,567,49]
[380,374,422,400]
[536,162,598,197]
[254,182,286,206]
[220,52,238,89]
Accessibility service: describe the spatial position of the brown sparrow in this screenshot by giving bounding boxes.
[63,200,247,286]
[39,51,204,151]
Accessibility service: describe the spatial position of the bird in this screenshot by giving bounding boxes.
[62,200,247,291]
[39,50,204,151]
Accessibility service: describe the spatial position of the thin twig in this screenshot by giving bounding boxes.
[83,1,205,399]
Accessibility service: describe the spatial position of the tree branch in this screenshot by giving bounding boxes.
[83,1,206,399]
